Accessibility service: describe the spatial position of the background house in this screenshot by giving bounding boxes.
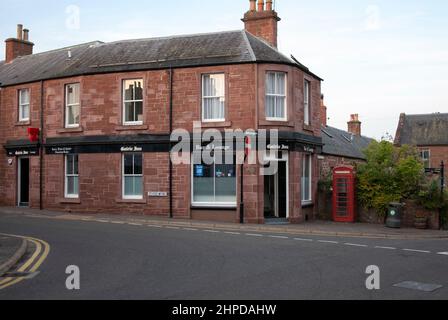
[394,113,447,182]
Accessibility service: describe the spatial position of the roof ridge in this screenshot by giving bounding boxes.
[102,30,244,46]
[20,41,103,58]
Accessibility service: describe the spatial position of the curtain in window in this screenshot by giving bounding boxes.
[301,155,312,202]
[266,72,286,119]
[203,74,225,121]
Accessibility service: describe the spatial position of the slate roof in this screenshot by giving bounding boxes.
[395,113,448,146]
[321,125,374,160]
[0,30,321,87]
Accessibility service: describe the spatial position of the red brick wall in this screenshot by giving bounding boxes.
[5,39,34,63]
[419,145,448,181]
[0,62,322,223]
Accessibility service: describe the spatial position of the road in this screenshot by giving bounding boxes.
[0,212,447,300]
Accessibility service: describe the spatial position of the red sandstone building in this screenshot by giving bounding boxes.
[0,1,324,224]
[394,113,448,182]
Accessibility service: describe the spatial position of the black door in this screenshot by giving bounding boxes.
[264,169,276,218]
[278,161,287,218]
[19,158,30,206]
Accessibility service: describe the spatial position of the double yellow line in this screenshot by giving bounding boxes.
[0,235,50,290]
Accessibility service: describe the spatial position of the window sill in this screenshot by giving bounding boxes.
[191,205,237,211]
[260,120,294,127]
[115,198,147,204]
[59,198,81,204]
[15,121,31,126]
[115,125,148,132]
[57,127,84,134]
[303,124,314,132]
[201,121,232,128]
[302,201,314,208]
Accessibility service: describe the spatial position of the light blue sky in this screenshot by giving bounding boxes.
[1,0,447,139]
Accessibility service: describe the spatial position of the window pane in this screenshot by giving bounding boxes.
[276,73,285,95]
[266,96,275,118]
[73,155,79,175]
[135,101,143,122]
[21,104,30,120]
[203,98,224,120]
[266,73,276,94]
[125,102,135,122]
[134,81,143,100]
[275,96,285,118]
[67,104,80,125]
[67,84,80,105]
[133,177,142,197]
[124,177,134,196]
[134,154,143,175]
[193,164,214,202]
[66,155,73,175]
[20,89,30,104]
[124,154,134,175]
[215,164,236,203]
[302,156,312,201]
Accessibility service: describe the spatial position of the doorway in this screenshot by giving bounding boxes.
[263,155,288,219]
[18,157,30,207]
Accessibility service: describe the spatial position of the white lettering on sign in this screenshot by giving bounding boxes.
[120,146,143,152]
[303,146,315,153]
[51,147,73,154]
[335,171,351,174]
[267,144,289,151]
[148,192,168,197]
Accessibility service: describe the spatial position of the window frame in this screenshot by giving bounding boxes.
[191,153,237,208]
[420,149,431,169]
[304,79,311,126]
[122,153,144,200]
[301,154,313,204]
[64,154,79,199]
[265,71,288,122]
[18,88,30,122]
[122,79,144,126]
[65,83,81,128]
[201,73,226,123]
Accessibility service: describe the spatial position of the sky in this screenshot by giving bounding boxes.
[1,0,447,140]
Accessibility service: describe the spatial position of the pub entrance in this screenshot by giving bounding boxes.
[18,157,30,207]
[263,152,288,220]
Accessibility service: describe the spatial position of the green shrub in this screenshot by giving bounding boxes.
[356,141,424,216]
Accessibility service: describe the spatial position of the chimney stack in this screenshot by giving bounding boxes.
[320,94,328,127]
[242,0,281,48]
[5,24,34,63]
[348,114,362,136]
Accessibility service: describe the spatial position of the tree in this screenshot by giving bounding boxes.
[356,141,424,215]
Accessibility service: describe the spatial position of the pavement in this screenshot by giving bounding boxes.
[0,234,27,277]
[0,206,446,240]
[0,210,447,299]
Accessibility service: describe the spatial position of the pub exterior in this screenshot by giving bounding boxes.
[0,0,324,224]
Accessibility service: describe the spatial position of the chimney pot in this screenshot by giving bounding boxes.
[17,24,23,40]
[249,0,256,11]
[266,0,273,11]
[320,94,328,127]
[23,29,29,42]
[258,0,265,11]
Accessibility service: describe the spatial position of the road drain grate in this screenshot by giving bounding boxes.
[393,281,443,292]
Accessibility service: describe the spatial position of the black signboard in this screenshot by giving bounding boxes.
[7,147,40,157]
[45,144,169,155]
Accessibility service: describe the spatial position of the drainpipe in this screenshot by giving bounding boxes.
[39,80,44,210]
[169,68,174,219]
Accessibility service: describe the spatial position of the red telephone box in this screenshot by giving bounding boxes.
[332,166,356,222]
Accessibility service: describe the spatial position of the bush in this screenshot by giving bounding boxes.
[417,180,448,211]
[356,141,424,216]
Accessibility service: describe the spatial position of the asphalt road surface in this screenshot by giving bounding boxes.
[0,212,447,300]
